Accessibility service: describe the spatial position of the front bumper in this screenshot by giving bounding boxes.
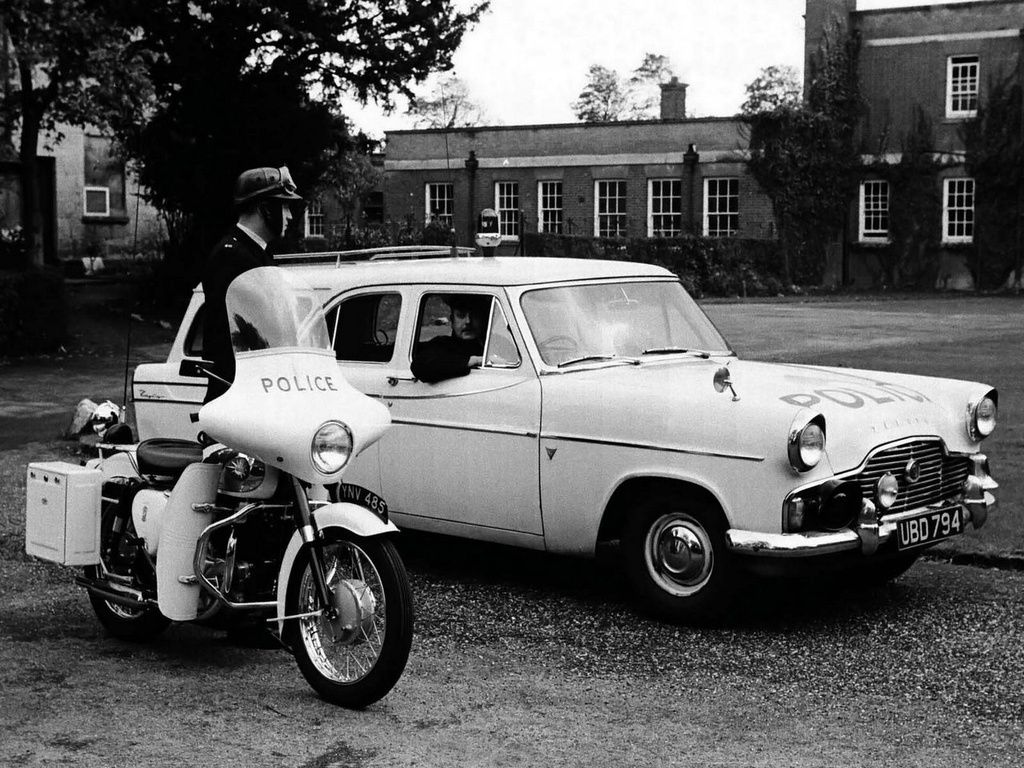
[726,456,997,558]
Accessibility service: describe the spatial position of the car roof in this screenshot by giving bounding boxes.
[268,254,675,293]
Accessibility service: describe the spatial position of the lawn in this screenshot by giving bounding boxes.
[705,294,1024,562]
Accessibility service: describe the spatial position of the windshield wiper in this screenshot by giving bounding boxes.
[641,346,711,358]
[556,354,639,369]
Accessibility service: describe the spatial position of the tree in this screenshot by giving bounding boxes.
[744,26,861,284]
[0,0,149,267]
[105,0,487,283]
[408,74,486,129]
[740,65,802,116]
[626,53,676,118]
[572,54,676,122]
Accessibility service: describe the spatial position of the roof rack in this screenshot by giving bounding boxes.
[275,245,478,268]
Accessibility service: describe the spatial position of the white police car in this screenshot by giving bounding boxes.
[131,247,998,620]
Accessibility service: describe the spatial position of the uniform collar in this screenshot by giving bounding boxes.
[235,223,268,252]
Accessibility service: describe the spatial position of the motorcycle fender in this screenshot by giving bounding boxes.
[274,502,398,636]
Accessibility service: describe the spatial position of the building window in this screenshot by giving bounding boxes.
[495,181,520,238]
[425,182,454,228]
[648,179,682,237]
[859,180,889,241]
[305,198,324,238]
[83,134,126,218]
[943,177,974,243]
[703,178,739,237]
[538,180,563,234]
[946,55,979,118]
[595,180,627,238]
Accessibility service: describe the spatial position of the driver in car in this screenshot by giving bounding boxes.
[411,295,487,383]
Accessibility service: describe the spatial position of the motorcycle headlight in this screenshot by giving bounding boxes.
[788,417,826,472]
[310,421,353,475]
[967,392,997,440]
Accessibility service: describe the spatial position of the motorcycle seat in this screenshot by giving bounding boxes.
[136,438,205,478]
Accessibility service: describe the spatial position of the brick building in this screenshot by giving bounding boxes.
[808,0,1024,287]
[382,80,777,255]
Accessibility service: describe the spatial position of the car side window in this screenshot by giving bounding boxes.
[184,305,205,357]
[325,292,402,363]
[414,292,520,370]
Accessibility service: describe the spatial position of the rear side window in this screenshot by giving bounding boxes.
[325,293,402,363]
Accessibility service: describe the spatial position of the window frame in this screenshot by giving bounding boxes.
[425,182,454,229]
[594,179,627,238]
[537,180,564,235]
[494,181,521,240]
[83,186,111,217]
[647,178,683,237]
[946,54,980,119]
[304,198,325,238]
[858,179,890,242]
[702,177,739,238]
[942,177,975,244]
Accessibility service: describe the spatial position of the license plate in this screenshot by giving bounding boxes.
[336,483,388,522]
[895,506,964,550]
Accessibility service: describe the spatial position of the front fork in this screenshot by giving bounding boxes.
[290,477,337,619]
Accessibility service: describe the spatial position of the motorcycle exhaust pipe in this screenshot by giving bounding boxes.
[75,576,151,610]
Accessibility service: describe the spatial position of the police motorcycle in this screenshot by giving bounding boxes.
[41,267,413,708]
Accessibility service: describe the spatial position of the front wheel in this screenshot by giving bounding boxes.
[285,533,413,708]
[621,495,737,623]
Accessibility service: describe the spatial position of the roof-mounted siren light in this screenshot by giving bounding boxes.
[476,208,501,256]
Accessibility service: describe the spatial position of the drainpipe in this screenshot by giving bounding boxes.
[465,150,478,249]
[683,144,700,235]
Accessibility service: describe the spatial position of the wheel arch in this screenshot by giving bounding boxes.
[597,476,729,545]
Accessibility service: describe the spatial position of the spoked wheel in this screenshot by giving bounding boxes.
[285,533,413,708]
[622,494,737,623]
[85,507,169,641]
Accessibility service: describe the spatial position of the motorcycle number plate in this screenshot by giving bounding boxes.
[336,483,388,522]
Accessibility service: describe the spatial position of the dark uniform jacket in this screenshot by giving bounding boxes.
[411,335,484,384]
[201,226,270,402]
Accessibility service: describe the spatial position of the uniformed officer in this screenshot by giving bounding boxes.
[201,166,302,402]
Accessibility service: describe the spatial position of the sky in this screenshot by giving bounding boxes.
[342,0,982,138]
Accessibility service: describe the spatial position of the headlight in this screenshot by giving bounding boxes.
[788,417,825,472]
[968,393,997,440]
[310,421,353,475]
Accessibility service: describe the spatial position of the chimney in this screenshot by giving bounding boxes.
[659,77,688,120]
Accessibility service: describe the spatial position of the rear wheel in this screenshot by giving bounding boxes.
[85,504,169,641]
[622,493,737,622]
[285,533,413,709]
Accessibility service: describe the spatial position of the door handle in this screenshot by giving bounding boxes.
[387,375,417,386]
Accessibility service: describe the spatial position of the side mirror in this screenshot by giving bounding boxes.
[178,358,212,378]
[713,366,740,401]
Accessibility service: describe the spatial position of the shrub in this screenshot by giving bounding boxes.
[0,268,68,355]
[522,234,788,297]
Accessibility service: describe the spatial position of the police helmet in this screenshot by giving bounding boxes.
[233,166,303,206]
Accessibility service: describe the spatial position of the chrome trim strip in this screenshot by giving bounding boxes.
[390,418,537,439]
[542,433,764,462]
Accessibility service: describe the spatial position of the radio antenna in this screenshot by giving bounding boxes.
[440,78,458,257]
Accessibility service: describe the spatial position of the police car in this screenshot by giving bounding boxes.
[131,246,999,620]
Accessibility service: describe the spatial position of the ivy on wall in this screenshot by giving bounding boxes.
[744,23,862,286]
[964,72,1024,289]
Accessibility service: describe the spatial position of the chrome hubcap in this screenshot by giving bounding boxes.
[644,513,714,597]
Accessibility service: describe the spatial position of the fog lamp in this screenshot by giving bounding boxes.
[874,472,899,510]
[818,479,861,531]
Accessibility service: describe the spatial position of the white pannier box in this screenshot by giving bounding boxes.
[25,461,102,566]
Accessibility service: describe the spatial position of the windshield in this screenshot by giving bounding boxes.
[225,266,331,356]
[520,280,731,366]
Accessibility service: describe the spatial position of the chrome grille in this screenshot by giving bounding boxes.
[856,440,971,515]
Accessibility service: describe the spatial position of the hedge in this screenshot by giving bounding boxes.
[522,233,789,298]
[0,268,68,356]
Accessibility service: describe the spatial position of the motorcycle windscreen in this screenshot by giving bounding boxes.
[198,267,390,485]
